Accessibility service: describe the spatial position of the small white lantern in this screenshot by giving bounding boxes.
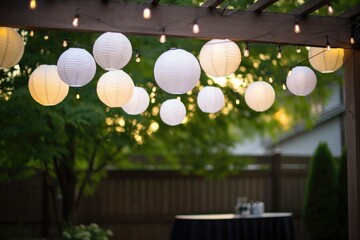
[244,81,275,112]
[154,48,201,94]
[57,48,96,87]
[199,39,241,77]
[122,87,150,115]
[93,32,132,71]
[197,86,225,113]
[308,47,344,73]
[96,70,134,108]
[0,27,25,69]
[28,65,69,106]
[286,66,317,96]
[160,99,186,126]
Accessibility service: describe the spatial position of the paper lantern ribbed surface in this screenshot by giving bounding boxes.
[0,27,25,69]
[160,99,186,126]
[197,86,225,113]
[28,65,69,106]
[308,47,344,73]
[199,39,241,77]
[93,32,132,71]
[122,87,150,115]
[154,49,201,94]
[286,66,317,96]
[96,70,134,108]
[57,48,96,87]
[244,81,275,112]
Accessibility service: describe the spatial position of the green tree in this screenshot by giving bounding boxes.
[303,142,338,240]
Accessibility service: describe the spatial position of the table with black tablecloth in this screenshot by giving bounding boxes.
[170,213,295,240]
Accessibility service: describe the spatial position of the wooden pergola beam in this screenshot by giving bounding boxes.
[246,0,279,13]
[291,0,329,17]
[0,0,353,49]
[340,4,360,19]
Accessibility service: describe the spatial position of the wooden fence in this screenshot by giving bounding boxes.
[0,155,309,240]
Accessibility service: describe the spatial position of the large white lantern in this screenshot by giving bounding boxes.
[154,48,201,94]
[199,39,241,78]
[160,99,186,126]
[0,27,25,69]
[57,48,96,87]
[122,87,150,115]
[244,81,275,112]
[286,66,317,96]
[197,86,225,113]
[93,32,132,71]
[308,47,344,73]
[28,65,69,106]
[96,70,134,108]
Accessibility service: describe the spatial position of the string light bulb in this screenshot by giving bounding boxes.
[351,35,356,45]
[44,34,49,40]
[326,36,331,51]
[277,46,282,59]
[192,21,200,34]
[294,21,301,34]
[143,7,151,19]
[282,83,287,90]
[269,77,273,83]
[30,30,34,37]
[135,53,141,63]
[76,90,80,100]
[72,14,79,27]
[159,29,166,44]
[29,0,37,10]
[327,3,334,15]
[62,40,68,48]
[244,41,250,57]
[296,46,301,53]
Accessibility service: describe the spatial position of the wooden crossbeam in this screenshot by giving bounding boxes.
[246,0,279,13]
[0,0,353,48]
[291,0,329,16]
[340,4,360,19]
[201,0,225,8]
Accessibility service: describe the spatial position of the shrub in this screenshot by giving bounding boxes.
[62,223,113,240]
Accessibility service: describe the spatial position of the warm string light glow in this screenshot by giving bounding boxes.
[135,53,141,62]
[294,21,301,34]
[244,42,249,57]
[62,40,68,48]
[192,21,200,34]
[29,0,37,10]
[76,91,80,100]
[296,46,301,53]
[30,30,34,37]
[351,36,356,45]
[159,33,166,43]
[143,7,151,19]
[282,83,287,90]
[72,14,80,27]
[269,77,273,83]
[277,46,282,59]
[44,34,49,40]
[326,36,331,51]
[327,3,334,15]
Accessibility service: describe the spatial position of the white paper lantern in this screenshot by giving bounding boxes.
[244,81,275,112]
[93,32,132,71]
[96,70,134,108]
[160,99,186,126]
[308,47,344,73]
[57,48,96,87]
[28,65,69,106]
[122,87,150,115]
[199,39,241,77]
[154,49,201,94]
[286,66,317,96]
[197,86,225,113]
[0,27,25,69]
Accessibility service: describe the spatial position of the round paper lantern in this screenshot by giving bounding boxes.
[0,27,25,69]
[308,47,344,73]
[57,48,96,87]
[160,99,186,126]
[28,65,69,106]
[154,48,201,94]
[96,70,134,108]
[197,86,225,113]
[199,39,241,77]
[93,32,132,71]
[244,81,275,112]
[286,66,317,96]
[122,87,150,115]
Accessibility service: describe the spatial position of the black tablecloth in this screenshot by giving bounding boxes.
[170,214,295,240]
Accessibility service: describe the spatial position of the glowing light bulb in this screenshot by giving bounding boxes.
[62,40,68,48]
[143,8,151,19]
[44,35,49,40]
[29,0,37,10]
[282,83,287,90]
[294,22,301,34]
[351,37,355,45]
[159,34,166,43]
[269,77,273,83]
[244,48,249,57]
[327,4,334,15]
[277,46,282,59]
[30,30,34,37]
[135,53,141,63]
[288,70,292,76]
[192,23,200,34]
[72,14,79,27]
[76,92,80,100]
[296,46,301,53]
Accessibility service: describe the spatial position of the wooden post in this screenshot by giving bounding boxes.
[41,172,49,238]
[272,153,281,211]
[344,49,360,240]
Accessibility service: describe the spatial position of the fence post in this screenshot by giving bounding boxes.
[272,153,281,212]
